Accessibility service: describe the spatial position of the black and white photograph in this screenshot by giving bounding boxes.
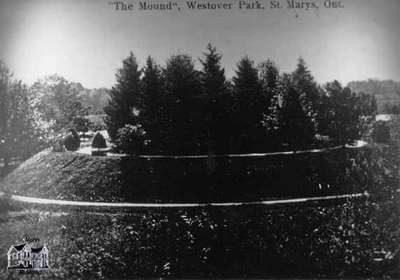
[0,0,399,278]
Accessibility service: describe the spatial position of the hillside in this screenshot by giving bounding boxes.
[0,145,390,203]
[0,150,125,202]
[1,198,399,278]
[347,79,400,113]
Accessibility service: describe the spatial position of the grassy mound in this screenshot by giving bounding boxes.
[0,150,124,202]
[0,145,395,203]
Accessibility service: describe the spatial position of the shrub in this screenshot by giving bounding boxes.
[64,129,80,151]
[89,121,106,132]
[74,116,90,134]
[116,124,148,154]
[92,132,107,149]
[372,121,391,143]
[52,140,65,152]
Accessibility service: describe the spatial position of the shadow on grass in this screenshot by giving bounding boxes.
[0,195,12,213]
[0,194,24,218]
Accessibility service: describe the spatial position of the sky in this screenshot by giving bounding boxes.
[0,0,399,88]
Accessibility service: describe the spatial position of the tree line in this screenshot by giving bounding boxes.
[0,45,378,165]
[0,66,90,167]
[105,44,377,155]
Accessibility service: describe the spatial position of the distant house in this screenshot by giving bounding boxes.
[7,243,49,270]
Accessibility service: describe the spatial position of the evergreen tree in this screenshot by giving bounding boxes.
[199,44,232,154]
[259,59,281,148]
[63,128,80,151]
[319,80,377,144]
[232,56,266,152]
[104,53,142,143]
[292,58,321,132]
[280,84,315,148]
[140,56,166,153]
[92,132,107,149]
[163,54,204,154]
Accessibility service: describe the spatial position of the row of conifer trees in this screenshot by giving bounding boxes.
[105,44,377,155]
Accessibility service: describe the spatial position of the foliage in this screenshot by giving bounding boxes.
[73,116,90,133]
[259,60,280,130]
[231,56,267,152]
[86,114,107,131]
[79,87,110,114]
[0,61,44,165]
[384,103,400,114]
[291,58,321,130]
[92,132,107,149]
[2,134,399,278]
[0,197,399,279]
[140,56,166,153]
[348,79,400,113]
[162,54,205,154]
[115,124,147,154]
[199,44,232,154]
[317,81,377,144]
[52,133,66,152]
[63,129,80,151]
[103,48,377,155]
[30,75,90,135]
[280,84,315,148]
[104,53,142,143]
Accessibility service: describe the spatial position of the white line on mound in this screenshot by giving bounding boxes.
[0,191,369,208]
[137,146,344,159]
[79,141,368,158]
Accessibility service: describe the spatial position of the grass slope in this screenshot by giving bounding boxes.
[0,150,124,202]
[0,198,399,279]
[0,146,378,203]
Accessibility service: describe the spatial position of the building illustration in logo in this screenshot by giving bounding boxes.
[7,243,49,270]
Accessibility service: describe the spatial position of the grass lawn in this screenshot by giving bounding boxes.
[0,196,399,279]
[0,162,21,180]
[0,124,399,278]
[0,146,383,203]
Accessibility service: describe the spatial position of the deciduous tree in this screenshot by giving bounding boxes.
[0,61,40,166]
[318,80,377,144]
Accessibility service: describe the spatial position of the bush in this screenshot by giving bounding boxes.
[372,121,391,143]
[92,132,107,149]
[74,116,90,134]
[19,198,399,278]
[51,133,66,152]
[52,140,65,152]
[116,124,148,154]
[63,129,80,151]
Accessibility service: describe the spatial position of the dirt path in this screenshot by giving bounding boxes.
[0,191,369,208]
[77,141,367,157]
